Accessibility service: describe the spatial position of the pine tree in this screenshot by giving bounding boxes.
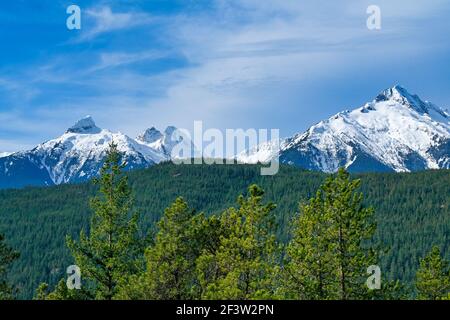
[283,190,339,299]
[283,168,378,300]
[0,233,19,300]
[325,168,378,299]
[196,185,280,300]
[368,279,408,300]
[64,142,145,300]
[416,246,450,300]
[35,279,86,300]
[117,197,203,299]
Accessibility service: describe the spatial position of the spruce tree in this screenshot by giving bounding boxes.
[196,185,280,300]
[283,168,378,300]
[35,279,86,300]
[117,197,202,299]
[325,168,377,299]
[283,190,338,299]
[0,233,19,300]
[64,142,144,300]
[416,246,450,300]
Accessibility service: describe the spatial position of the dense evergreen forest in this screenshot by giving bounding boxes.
[0,161,448,299]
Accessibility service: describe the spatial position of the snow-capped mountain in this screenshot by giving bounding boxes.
[0,116,182,189]
[136,126,195,160]
[238,85,450,173]
[0,152,12,158]
[1,85,449,189]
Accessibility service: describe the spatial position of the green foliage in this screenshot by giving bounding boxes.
[196,185,280,300]
[0,233,19,299]
[117,197,202,299]
[53,143,145,300]
[415,246,450,300]
[0,163,448,298]
[283,169,377,300]
[322,168,377,299]
[368,279,409,300]
[283,177,343,299]
[34,279,88,300]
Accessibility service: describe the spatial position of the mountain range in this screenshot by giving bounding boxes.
[0,117,184,189]
[1,85,449,189]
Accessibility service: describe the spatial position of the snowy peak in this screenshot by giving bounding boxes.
[137,125,186,158]
[164,126,178,136]
[239,86,450,173]
[375,85,420,105]
[137,126,180,145]
[375,85,448,118]
[66,116,101,134]
[137,127,163,144]
[376,85,413,102]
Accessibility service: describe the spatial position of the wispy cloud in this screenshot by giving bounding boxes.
[88,50,167,72]
[76,6,154,41]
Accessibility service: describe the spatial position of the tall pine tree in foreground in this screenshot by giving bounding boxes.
[415,246,450,300]
[117,197,204,299]
[69,142,144,299]
[283,189,338,299]
[40,142,146,300]
[283,168,378,300]
[0,234,19,300]
[196,185,280,300]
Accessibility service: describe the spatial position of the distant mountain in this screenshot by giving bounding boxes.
[1,85,449,189]
[238,85,450,173]
[136,125,194,160]
[0,116,182,189]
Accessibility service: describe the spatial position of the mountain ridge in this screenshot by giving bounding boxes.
[238,85,450,173]
[1,85,449,188]
[0,117,178,189]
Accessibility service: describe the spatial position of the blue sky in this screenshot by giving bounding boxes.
[1,0,450,152]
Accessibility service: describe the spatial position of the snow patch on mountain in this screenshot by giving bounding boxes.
[0,152,13,158]
[237,139,285,164]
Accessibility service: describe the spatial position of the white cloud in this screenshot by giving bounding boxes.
[77,6,153,41]
[87,50,167,72]
[127,0,444,126]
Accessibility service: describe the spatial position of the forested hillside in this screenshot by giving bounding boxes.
[0,163,448,298]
